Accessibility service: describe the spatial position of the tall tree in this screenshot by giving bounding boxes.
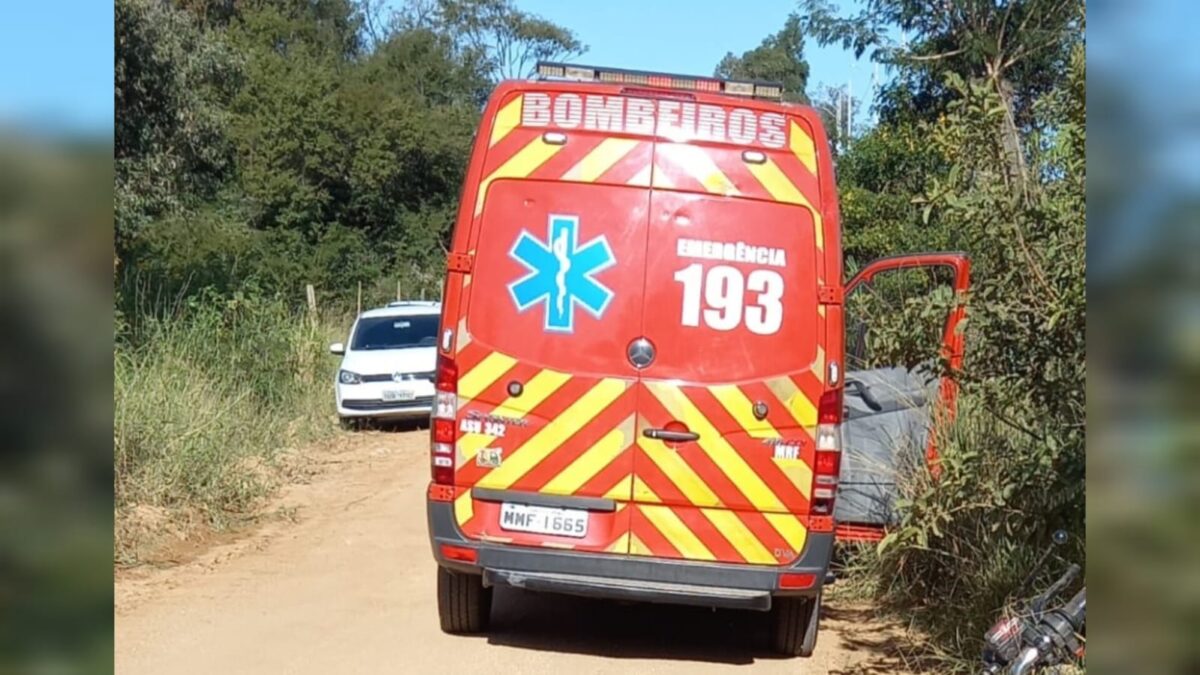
[798,0,1082,201]
[115,0,239,249]
[404,0,585,81]
[715,14,811,103]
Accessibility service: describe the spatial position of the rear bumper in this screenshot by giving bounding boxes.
[428,499,833,611]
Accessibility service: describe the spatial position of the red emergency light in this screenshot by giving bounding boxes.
[536,62,784,101]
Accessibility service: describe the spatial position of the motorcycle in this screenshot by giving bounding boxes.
[981,529,1086,674]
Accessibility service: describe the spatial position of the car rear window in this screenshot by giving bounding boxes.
[351,315,439,350]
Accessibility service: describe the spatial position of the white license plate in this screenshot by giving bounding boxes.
[499,502,588,538]
[382,388,415,402]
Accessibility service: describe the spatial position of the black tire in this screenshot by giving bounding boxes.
[437,567,492,634]
[771,592,821,657]
[339,416,361,431]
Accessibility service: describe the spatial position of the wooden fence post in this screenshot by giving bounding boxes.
[306,283,317,329]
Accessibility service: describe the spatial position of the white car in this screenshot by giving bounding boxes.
[330,301,441,427]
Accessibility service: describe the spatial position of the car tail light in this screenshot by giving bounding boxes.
[778,572,817,589]
[811,386,843,515]
[439,543,477,564]
[431,354,458,485]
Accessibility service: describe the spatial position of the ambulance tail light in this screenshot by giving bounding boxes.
[811,387,844,515]
[431,354,458,485]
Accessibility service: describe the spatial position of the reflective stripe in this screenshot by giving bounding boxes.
[646,382,785,513]
[640,505,715,561]
[745,156,824,250]
[765,376,818,428]
[540,422,629,495]
[789,120,818,176]
[657,144,739,196]
[457,352,517,400]
[701,508,776,564]
[475,379,627,489]
[454,490,473,526]
[637,435,721,507]
[708,384,780,439]
[475,137,563,214]
[458,368,572,460]
[764,512,809,553]
[490,95,523,147]
[562,138,640,182]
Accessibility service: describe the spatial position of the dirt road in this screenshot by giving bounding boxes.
[115,428,918,674]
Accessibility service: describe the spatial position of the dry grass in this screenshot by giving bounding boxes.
[114,293,342,563]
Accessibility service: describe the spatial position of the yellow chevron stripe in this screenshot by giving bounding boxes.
[475,379,627,489]
[701,508,777,564]
[709,384,780,439]
[603,474,633,500]
[813,346,826,386]
[458,368,572,460]
[606,532,630,553]
[640,505,715,561]
[658,144,738,195]
[454,490,473,526]
[645,382,785,513]
[562,138,639,182]
[458,352,517,400]
[637,435,721,507]
[776,457,813,499]
[745,156,807,205]
[765,376,818,428]
[629,532,651,556]
[540,421,630,496]
[456,318,470,349]
[790,121,818,176]
[490,95,523,147]
[764,512,809,553]
[633,473,662,499]
[627,165,651,187]
[745,157,824,250]
[475,137,563,215]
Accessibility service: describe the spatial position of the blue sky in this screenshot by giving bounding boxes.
[0,0,874,134]
[0,1,114,133]
[514,0,879,119]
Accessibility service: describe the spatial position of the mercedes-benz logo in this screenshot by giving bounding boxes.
[627,337,656,369]
[392,372,406,383]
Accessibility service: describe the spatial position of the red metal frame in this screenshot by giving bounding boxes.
[837,253,971,544]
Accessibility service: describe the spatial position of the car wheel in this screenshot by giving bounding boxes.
[339,416,360,431]
[771,592,820,657]
[437,567,492,634]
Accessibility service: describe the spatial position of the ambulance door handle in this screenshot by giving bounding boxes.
[643,428,700,443]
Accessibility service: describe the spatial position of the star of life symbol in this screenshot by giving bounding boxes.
[508,214,615,332]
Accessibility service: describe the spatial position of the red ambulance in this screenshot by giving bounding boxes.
[426,63,969,656]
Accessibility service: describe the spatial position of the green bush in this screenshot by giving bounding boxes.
[864,400,1084,669]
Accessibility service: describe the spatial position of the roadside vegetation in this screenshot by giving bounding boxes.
[115,0,1084,669]
[799,1,1086,669]
[114,0,583,560]
[113,292,338,562]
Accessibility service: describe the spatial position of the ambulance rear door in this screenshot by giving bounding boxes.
[448,87,657,555]
[628,103,832,566]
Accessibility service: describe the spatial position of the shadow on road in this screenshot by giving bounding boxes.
[350,417,429,433]
[484,586,784,665]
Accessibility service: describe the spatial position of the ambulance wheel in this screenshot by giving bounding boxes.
[339,416,360,431]
[771,592,820,657]
[437,567,492,633]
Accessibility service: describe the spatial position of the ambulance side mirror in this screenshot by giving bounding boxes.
[330,342,345,355]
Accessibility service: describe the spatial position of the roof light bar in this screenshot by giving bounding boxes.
[536,62,784,101]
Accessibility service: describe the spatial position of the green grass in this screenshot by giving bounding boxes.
[114,292,342,563]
